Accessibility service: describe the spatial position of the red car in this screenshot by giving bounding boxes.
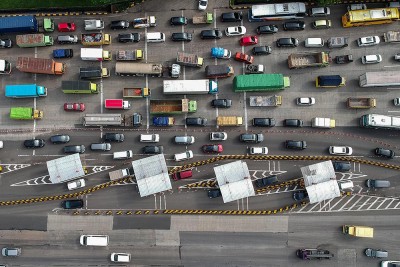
[64,103,85,112]
[58,22,76,32]
[234,52,254,64]
[202,144,223,153]
[239,35,258,46]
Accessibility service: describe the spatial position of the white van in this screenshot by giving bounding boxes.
[113,150,133,160]
[80,235,109,246]
[174,150,193,162]
[140,134,160,143]
[339,181,354,190]
[146,32,165,43]
[305,38,324,48]
[111,252,131,262]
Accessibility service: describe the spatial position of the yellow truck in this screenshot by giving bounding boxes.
[217,116,243,126]
[343,225,373,238]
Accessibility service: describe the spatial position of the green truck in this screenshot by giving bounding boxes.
[233,74,290,92]
[10,107,43,120]
[16,34,53,48]
[62,81,98,94]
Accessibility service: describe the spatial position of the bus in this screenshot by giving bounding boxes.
[115,62,163,77]
[248,2,307,22]
[342,8,399,27]
[360,114,400,130]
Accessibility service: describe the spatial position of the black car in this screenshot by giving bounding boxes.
[61,199,84,209]
[283,20,305,31]
[285,140,307,150]
[118,33,140,43]
[284,119,303,127]
[252,118,276,127]
[170,16,188,25]
[142,145,164,154]
[50,134,70,144]
[239,133,264,143]
[256,25,278,34]
[255,175,278,188]
[211,99,232,108]
[64,145,85,154]
[221,12,243,22]
[207,189,222,198]
[104,133,124,142]
[364,248,388,258]
[171,32,192,42]
[293,190,309,201]
[24,139,45,148]
[186,117,207,126]
[200,29,223,39]
[110,20,129,30]
[252,46,272,55]
[332,161,351,172]
[0,38,12,48]
[375,147,395,159]
[276,37,299,47]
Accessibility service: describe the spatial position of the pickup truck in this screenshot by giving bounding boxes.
[249,95,282,107]
[84,19,104,30]
[335,54,353,64]
[245,64,264,74]
[234,52,254,64]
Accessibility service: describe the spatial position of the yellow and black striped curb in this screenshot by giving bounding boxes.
[185,179,217,188]
[256,178,304,193]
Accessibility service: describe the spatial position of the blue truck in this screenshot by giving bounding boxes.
[53,49,73,59]
[153,117,175,126]
[211,47,231,59]
[5,84,47,98]
[0,16,38,34]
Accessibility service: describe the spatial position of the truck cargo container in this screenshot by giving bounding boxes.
[84,19,104,31]
[233,74,290,92]
[383,30,400,43]
[0,59,11,75]
[311,117,336,128]
[17,57,65,75]
[193,13,213,24]
[217,116,243,126]
[0,16,38,34]
[116,50,143,61]
[62,81,98,94]
[123,87,150,98]
[109,168,130,181]
[342,225,373,238]
[10,107,43,120]
[53,49,73,59]
[83,113,142,127]
[211,47,231,59]
[249,95,282,107]
[81,48,111,61]
[163,80,218,94]
[153,116,175,126]
[297,249,334,260]
[176,52,204,67]
[5,84,47,98]
[360,114,400,130]
[79,67,110,79]
[115,62,163,77]
[150,99,197,114]
[81,33,111,46]
[316,75,346,88]
[16,34,53,48]
[347,98,376,108]
[132,16,156,28]
[205,64,234,78]
[359,71,400,87]
[105,99,131,110]
[288,52,330,69]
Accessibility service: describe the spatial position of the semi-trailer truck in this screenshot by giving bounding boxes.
[61,81,98,94]
[233,74,290,92]
[16,57,65,75]
[79,67,110,79]
[163,80,218,94]
[104,99,131,110]
[5,84,47,98]
[0,59,12,75]
[16,33,53,48]
[10,107,43,120]
[83,113,142,127]
[0,15,38,34]
[81,48,111,61]
[150,99,197,114]
[81,33,111,46]
[205,64,234,78]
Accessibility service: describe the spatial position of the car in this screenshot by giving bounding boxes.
[296,97,315,106]
[110,20,129,29]
[310,7,331,16]
[104,133,124,142]
[239,133,264,143]
[57,22,76,32]
[332,161,351,172]
[329,146,353,155]
[111,252,131,263]
[348,3,367,11]
[312,19,331,29]
[142,145,164,154]
[249,147,268,155]
[61,199,84,209]
[234,52,254,64]
[24,139,45,148]
[276,37,299,47]
[239,35,258,46]
[209,132,227,141]
[293,190,309,201]
[375,147,395,159]
[283,20,305,31]
[366,179,391,188]
[395,98,400,106]
[225,26,246,36]
[64,103,85,112]
[170,16,187,25]
[211,99,232,108]
[0,141,3,149]
[252,46,272,55]
[202,144,223,153]
[221,11,243,22]
[171,32,192,42]
[67,178,86,191]
[118,33,140,43]
[198,0,208,10]
[50,134,70,144]
[186,117,207,126]
[90,143,111,151]
[1,247,21,257]
[174,136,195,145]
[381,261,400,267]
[255,175,278,188]
[362,54,382,64]
[395,54,400,61]
[364,248,388,258]
[357,36,380,47]
[252,118,276,127]
[284,119,303,127]
[200,29,222,39]
[53,48,73,58]
[256,25,278,34]
[64,145,85,154]
[0,38,12,48]
[207,189,222,198]
[285,140,307,150]
[172,169,193,181]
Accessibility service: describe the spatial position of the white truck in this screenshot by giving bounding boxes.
[0,59,11,74]
[311,117,336,128]
[132,16,156,28]
[84,19,104,30]
[163,80,218,94]
[81,48,111,61]
[109,168,130,181]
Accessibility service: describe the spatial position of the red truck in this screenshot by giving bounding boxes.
[104,99,131,110]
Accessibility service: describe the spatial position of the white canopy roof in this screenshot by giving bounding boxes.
[47,154,85,184]
[306,180,341,204]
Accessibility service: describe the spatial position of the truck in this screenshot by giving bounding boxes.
[205,64,234,78]
[79,67,110,80]
[249,95,282,107]
[245,64,264,74]
[153,116,175,126]
[16,57,65,75]
[347,98,376,108]
[81,33,111,46]
[83,113,142,127]
[43,18,54,32]
[311,117,336,128]
[123,87,151,98]
[163,80,218,94]
[316,75,346,88]
[16,33,53,48]
[342,225,374,238]
[176,52,204,67]
[0,59,11,75]
[10,107,43,120]
[335,54,353,64]
[217,116,243,126]
[5,84,47,98]
[192,12,213,24]
[105,99,131,110]
[53,49,73,59]
[116,50,143,61]
[287,52,330,69]
[81,48,111,61]
[61,81,98,94]
[150,99,197,114]
[211,47,231,59]
[0,15,38,34]
[109,168,131,181]
[360,114,400,130]
[383,30,400,43]
[233,74,290,92]
[132,16,156,28]
[84,19,104,31]
[115,62,163,77]
[296,249,333,260]
[359,71,400,87]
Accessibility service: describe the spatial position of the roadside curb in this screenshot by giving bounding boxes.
[0,11,108,18]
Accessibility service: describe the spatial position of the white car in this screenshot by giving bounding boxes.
[394,98,400,106]
[225,26,246,36]
[296,97,315,106]
[249,147,268,155]
[198,0,208,10]
[67,178,86,191]
[0,141,3,149]
[357,36,380,47]
[111,252,131,263]
[361,54,382,64]
[329,146,353,155]
[381,261,400,267]
[209,132,227,141]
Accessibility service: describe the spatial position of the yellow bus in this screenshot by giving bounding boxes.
[342,8,399,27]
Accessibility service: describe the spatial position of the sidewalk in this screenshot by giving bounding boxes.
[129,0,231,13]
